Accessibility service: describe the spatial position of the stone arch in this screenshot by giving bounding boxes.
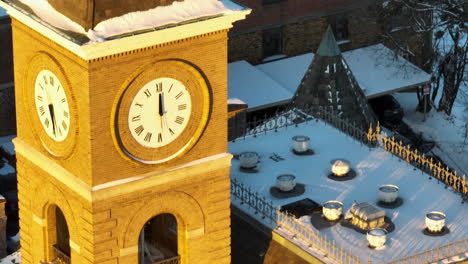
[34,182,79,262]
[123,191,205,249]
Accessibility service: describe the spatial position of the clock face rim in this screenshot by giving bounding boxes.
[34,69,71,142]
[127,77,193,148]
[113,60,210,164]
[25,52,78,158]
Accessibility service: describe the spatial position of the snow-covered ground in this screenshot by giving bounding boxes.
[229,117,468,262]
[394,89,468,176]
[0,251,20,264]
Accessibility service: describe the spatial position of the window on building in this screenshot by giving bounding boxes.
[262,27,283,59]
[387,10,411,32]
[139,214,178,264]
[54,207,71,262]
[331,15,349,42]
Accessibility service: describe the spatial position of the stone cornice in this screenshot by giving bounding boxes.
[0,1,250,60]
[13,138,233,202]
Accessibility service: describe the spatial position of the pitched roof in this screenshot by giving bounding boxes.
[291,25,377,129]
[316,25,341,57]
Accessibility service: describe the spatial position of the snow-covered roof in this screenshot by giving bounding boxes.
[250,44,431,102]
[229,118,468,262]
[0,0,250,59]
[0,6,7,17]
[228,60,292,110]
[14,0,244,43]
[344,44,431,98]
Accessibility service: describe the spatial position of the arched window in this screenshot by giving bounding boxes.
[46,206,70,264]
[138,213,178,264]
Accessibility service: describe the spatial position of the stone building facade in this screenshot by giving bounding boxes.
[228,0,431,68]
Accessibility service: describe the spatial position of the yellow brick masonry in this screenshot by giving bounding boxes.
[11,9,236,264]
[15,141,233,264]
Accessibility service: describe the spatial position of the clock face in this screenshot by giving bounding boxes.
[34,70,71,142]
[128,78,192,148]
[114,60,210,164]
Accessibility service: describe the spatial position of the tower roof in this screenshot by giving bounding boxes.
[316,25,341,57]
[48,0,184,31]
[292,25,377,130]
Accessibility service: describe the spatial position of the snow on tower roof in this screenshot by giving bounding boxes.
[0,0,250,59]
[12,0,244,43]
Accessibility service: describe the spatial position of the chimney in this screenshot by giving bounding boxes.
[0,195,7,258]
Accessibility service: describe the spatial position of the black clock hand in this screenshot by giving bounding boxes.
[158,93,164,116]
[48,103,56,136]
[158,93,164,130]
[161,92,168,128]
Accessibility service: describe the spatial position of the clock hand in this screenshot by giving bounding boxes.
[48,103,56,137]
[161,92,169,128]
[158,93,164,130]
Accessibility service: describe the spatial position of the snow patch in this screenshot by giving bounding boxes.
[0,163,15,175]
[19,0,238,43]
[0,6,7,17]
[0,251,21,264]
[228,98,246,105]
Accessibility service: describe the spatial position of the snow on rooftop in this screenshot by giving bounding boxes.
[0,6,7,17]
[229,118,468,262]
[228,60,292,110]
[0,163,15,175]
[228,98,247,105]
[18,0,242,43]
[344,44,431,98]
[0,141,15,156]
[253,44,431,101]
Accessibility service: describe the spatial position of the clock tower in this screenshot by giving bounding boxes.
[0,1,249,263]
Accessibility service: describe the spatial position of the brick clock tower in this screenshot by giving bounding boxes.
[0,1,249,263]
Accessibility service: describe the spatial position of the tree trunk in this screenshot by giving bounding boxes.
[438,53,459,115]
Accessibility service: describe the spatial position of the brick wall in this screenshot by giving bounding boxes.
[0,196,7,258]
[231,0,368,32]
[228,6,383,64]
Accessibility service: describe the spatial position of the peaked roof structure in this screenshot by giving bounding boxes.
[292,25,377,130]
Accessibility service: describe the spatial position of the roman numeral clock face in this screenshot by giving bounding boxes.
[128,78,192,148]
[34,70,70,142]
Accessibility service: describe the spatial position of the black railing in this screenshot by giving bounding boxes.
[52,244,71,264]
[228,105,376,147]
[152,255,180,264]
[231,178,278,224]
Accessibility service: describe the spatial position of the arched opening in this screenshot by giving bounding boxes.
[46,205,71,264]
[138,213,179,264]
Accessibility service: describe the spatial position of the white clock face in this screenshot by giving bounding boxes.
[128,77,192,148]
[34,70,71,142]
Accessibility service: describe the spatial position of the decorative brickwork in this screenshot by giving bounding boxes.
[11,5,239,263]
[228,31,263,64]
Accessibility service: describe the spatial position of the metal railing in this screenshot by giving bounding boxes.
[229,105,376,147]
[231,178,468,263]
[52,244,71,264]
[152,255,180,264]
